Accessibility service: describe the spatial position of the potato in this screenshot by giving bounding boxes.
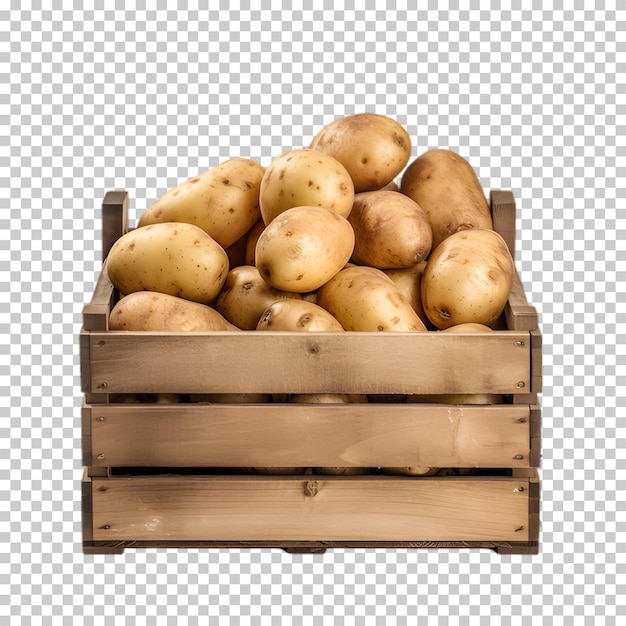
[309,113,411,192]
[224,229,249,269]
[317,265,428,332]
[244,217,265,265]
[406,393,504,405]
[314,467,370,475]
[378,180,400,192]
[109,291,240,331]
[137,158,265,249]
[256,299,345,332]
[189,393,272,403]
[382,467,440,476]
[286,393,368,403]
[421,229,514,329]
[216,265,302,330]
[441,323,494,333]
[259,148,354,225]
[400,148,493,250]
[107,222,228,305]
[248,467,306,475]
[382,262,428,327]
[111,393,184,403]
[255,205,355,293]
[348,190,432,269]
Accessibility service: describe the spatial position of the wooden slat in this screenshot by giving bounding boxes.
[102,190,128,261]
[81,469,93,543]
[91,475,530,542]
[81,402,92,468]
[82,261,115,331]
[505,268,539,331]
[85,403,531,469]
[85,331,532,396]
[529,404,542,468]
[531,328,543,393]
[490,190,516,257]
[528,469,541,547]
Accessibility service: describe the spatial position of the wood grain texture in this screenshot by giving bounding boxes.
[505,268,539,331]
[82,261,115,331]
[490,189,516,257]
[91,474,531,542]
[85,402,531,468]
[85,330,532,396]
[102,190,128,261]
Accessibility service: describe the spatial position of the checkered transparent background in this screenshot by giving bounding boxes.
[2,3,624,624]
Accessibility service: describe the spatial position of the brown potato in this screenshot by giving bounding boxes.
[348,190,432,269]
[255,205,355,293]
[106,222,229,305]
[441,323,494,333]
[244,217,266,265]
[317,265,428,332]
[400,148,493,250]
[256,299,345,332]
[406,393,504,404]
[382,262,429,327]
[189,393,272,403]
[109,291,240,332]
[138,158,265,249]
[259,148,354,225]
[382,467,441,476]
[421,229,514,329]
[310,113,411,192]
[216,265,301,330]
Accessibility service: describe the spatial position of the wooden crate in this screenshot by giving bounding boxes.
[80,190,542,555]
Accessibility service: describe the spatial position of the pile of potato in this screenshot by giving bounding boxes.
[104,113,518,476]
[107,113,514,335]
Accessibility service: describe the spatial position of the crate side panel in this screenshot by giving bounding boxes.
[87,332,532,396]
[91,475,530,542]
[88,403,531,468]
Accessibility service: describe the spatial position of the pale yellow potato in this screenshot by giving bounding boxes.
[216,265,301,330]
[314,467,371,475]
[286,393,368,403]
[348,190,432,269]
[441,322,494,333]
[382,467,440,476]
[109,291,240,331]
[259,148,354,225]
[107,222,229,304]
[400,148,493,250]
[383,262,428,327]
[137,158,265,249]
[189,393,272,403]
[255,205,355,293]
[256,299,345,332]
[316,265,428,332]
[244,217,265,265]
[421,228,514,329]
[406,393,504,404]
[378,180,400,192]
[309,113,411,192]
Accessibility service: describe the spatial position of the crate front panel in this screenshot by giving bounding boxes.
[84,403,532,469]
[82,330,531,396]
[90,474,531,542]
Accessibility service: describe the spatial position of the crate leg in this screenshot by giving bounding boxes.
[493,544,539,555]
[83,543,126,555]
[282,547,328,555]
